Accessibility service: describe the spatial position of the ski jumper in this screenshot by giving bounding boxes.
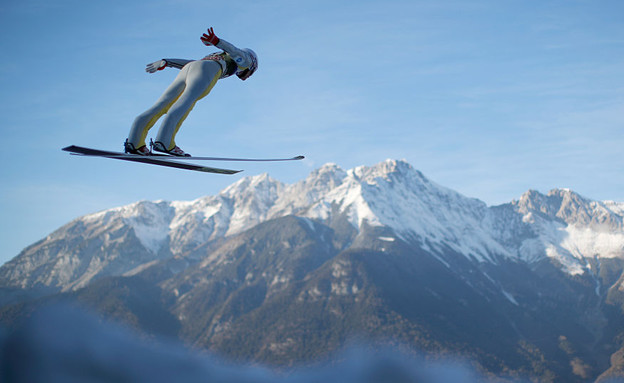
[126,28,257,154]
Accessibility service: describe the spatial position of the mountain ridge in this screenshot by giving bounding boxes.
[2,159,623,293]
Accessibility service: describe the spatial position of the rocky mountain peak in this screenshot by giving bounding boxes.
[516,188,623,231]
[221,172,283,199]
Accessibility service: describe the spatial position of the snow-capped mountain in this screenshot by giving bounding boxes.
[3,159,624,382]
[2,159,623,293]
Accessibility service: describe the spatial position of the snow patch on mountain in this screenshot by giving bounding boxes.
[530,221,624,275]
[564,226,624,259]
[82,200,174,254]
[125,202,173,254]
[222,173,284,235]
[269,163,348,218]
[306,174,381,228]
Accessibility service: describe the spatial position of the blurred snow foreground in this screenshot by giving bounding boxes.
[0,305,488,383]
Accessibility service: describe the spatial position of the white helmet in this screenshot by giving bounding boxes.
[236,48,258,81]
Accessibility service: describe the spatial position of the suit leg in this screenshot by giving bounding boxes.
[127,67,189,148]
[155,61,222,150]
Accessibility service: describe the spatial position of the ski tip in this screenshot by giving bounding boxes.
[294,155,305,160]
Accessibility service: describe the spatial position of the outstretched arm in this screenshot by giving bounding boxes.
[145,59,193,73]
[200,27,253,69]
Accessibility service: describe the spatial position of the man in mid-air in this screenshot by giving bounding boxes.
[125,27,258,157]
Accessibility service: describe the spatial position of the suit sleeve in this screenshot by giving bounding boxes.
[215,39,252,69]
[163,59,194,70]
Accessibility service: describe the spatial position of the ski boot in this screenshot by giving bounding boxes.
[124,139,151,155]
[151,140,191,157]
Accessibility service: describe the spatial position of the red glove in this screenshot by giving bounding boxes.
[200,27,220,46]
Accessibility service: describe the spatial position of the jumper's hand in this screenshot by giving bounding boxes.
[146,60,167,73]
[200,27,220,46]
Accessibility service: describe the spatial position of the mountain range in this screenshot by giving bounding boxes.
[1,159,623,382]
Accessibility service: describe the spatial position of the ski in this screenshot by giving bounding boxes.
[62,145,241,175]
[64,145,304,162]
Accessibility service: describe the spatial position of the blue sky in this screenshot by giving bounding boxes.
[1,0,623,265]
